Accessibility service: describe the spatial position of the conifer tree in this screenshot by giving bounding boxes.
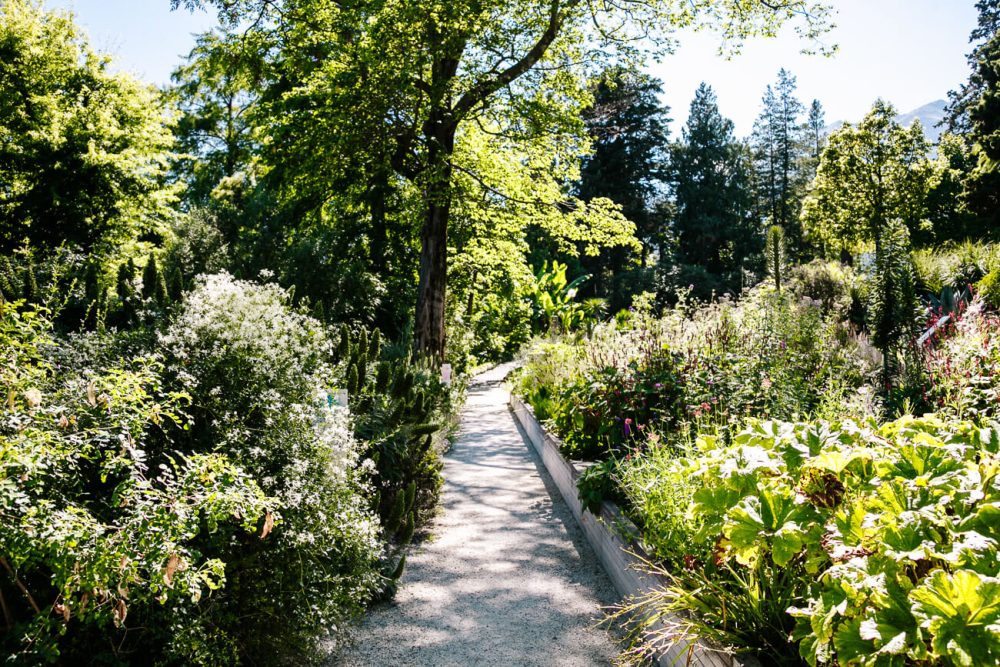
[964,33,1000,233]
[803,99,827,181]
[577,66,670,307]
[944,0,1000,135]
[751,69,807,254]
[667,83,757,297]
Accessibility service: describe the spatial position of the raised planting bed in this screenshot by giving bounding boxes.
[509,393,744,667]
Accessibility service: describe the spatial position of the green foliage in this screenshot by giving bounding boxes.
[333,323,463,593]
[576,458,622,515]
[978,268,1000,308]
[665,83,759,298]
[620,415,1000,666]
[0,302,271,664]
[868,221,919,386]
[951,1,1000,233]
[174,0,832,357]
[515,287,880,462]
[765,225,788,293]
[0,0,176,257]
[751,69,809,255]
[802,99,934,253]
[529,261,590,335]
[912,240,998,294]
[161,274,383,664]
[575,66,670,307]
[923,299,1000,422]
[169,32,258,206]
[788,259,856,317]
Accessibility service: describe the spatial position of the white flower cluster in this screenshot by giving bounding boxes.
[160,271,333,384]
[160,272,383,598]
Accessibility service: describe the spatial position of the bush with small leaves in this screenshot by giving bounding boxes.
[161,273,382,665]
[0,302,271,664]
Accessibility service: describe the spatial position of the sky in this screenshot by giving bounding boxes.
[49,0,980,136]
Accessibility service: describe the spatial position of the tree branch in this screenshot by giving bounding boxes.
[449,160,569,211]
[453,0,576,119]
[0,556,40,615]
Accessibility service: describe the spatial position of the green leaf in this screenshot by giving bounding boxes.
[911,570,1000,666]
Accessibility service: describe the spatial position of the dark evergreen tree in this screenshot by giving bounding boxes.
[665,83,758,298]
[750,69,807,255]
[577,66,670,308]
[964,32,1000,233]
[803,99,827,181]
[943,0,1000,136]
[752,85,780,229]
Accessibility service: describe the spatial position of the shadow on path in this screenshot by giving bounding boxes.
[331,382,619,667]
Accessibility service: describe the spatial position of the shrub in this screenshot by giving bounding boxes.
[788,259,855,317]
[978,268,1000,309]
[161,273,382,664]
[0,302,271,664]
[335,325,463,595]
[912,241,998,295]
[515,287,879,463]
[923,299,1000,423]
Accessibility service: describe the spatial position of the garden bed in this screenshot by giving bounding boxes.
[510,394,744,667]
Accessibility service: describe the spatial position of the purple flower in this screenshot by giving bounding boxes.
[624,418,633,437]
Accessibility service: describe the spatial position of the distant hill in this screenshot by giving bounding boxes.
[825,100,948,144]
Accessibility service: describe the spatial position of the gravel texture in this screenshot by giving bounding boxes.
[332,373,619,666]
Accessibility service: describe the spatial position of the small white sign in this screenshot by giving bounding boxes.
[334,389,349,407]
[441,363,452,386]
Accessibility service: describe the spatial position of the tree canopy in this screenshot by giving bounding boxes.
[802,100,933,253]
[0,0,175,257]
[667,82,757,297]
[172,0,833,357]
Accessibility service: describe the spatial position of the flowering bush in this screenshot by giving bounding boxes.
[0,302,271,664]
[515,287,879,462]
[922,298,1000,423]
[161,274,382,664]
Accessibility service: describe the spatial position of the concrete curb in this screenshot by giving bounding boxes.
[509,394,740,667]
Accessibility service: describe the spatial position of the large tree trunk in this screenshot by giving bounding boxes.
[414,112,456,361]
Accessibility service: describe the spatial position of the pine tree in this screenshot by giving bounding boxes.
[577,66,670,307]
[667,83,757,297]
[750,70,807,255]
[803,100,826,170]
[964,32,1000,234]
[116,259,137,308]
[752,85,780,228]
[142,255,164,301]
[944,0,1000,135]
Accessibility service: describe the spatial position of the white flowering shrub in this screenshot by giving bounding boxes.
[0,302,272,665]
[161,273,382,664]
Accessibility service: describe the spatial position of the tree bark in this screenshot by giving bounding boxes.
[414,110,456,361]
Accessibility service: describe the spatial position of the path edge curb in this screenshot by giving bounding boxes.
[509,393,742,667]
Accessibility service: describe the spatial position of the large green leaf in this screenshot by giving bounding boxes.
[726,488,820,566]
[911,569,1000,666]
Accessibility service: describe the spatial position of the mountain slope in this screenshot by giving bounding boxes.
[826,99,948,143]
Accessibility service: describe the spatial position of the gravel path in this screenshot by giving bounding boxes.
[332,373,619,666]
